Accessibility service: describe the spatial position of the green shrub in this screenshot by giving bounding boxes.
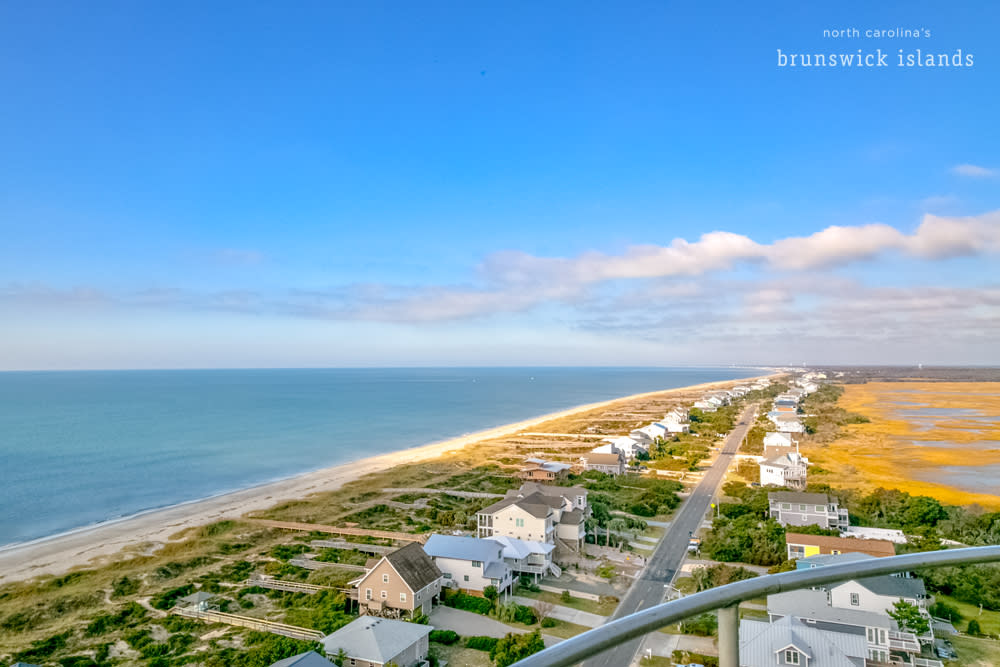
[150,584,194,610]
[465,636,499,652]
[560,590,572,603]
[13,630,74,663]
[85,602,147,636]
[429,629,460,644]
[967,619,982,636]
[443,590,493,615]
[541,617,558,628]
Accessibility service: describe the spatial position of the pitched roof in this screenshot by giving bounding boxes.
[768,589,892,630]
[739,616,867,667]
[848,575,927,599]
[268,651,335,667]
[517,482,588,498]
[320,617,433,664]
[382,542,442,592]
[490,535,555,559]
[785,533,896,558]
[582,452,623,465]
[424,534,504,563]
[480,492,553,519]
[769,491,831,505]
[800,552,877,568]
[178,591,215,605]
[561,509,584,525]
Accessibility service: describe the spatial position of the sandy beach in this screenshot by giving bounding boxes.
[0,374,770,585]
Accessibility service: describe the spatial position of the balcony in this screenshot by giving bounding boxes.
[887,630,920,653]
[510,545,1000,667]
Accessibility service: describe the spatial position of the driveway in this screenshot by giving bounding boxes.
[639,631,718,662]
[511,595,607,627]
[428,606,562,647]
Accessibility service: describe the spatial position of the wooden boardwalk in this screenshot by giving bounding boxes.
[171,607,324,641]
[290,557,366,571]
[247,518,427,543]
[311,540,394,554]
[244,577,330,595]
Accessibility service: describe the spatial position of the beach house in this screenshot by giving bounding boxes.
[423,534,513,596]
[739,615,868,667]
[476,492,554,543]
[490,534,558,580]
[784,533,896,560]
[769,491,849,530]
[579,451,625,475]
[267,651,335,667]
[759,451,808,490]
[629,423,668,446]
[763,431,796,452]
[505,482,589,550]
[351,543,443,619]
[320,616,433,667]
[517,457,571,482]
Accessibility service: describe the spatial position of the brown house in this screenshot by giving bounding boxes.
[352,542,443,619]
[517,458,571,482]
[785,533,896,560]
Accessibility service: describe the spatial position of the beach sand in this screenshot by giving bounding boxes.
[0,374,771,585]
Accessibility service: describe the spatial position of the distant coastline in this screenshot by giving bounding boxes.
[0,372,773,584]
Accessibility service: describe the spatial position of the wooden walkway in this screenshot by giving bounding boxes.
[290,557,366,571]
[247,518,427,543]
[311,540,394,554]
[382,487,504,499]
[244,577,330,595]
[171,607,324,641]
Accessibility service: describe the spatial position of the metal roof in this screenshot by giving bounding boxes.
[424,534,505,564]
[768,589,892,629]
[739,616,867,667]
[320,617,433,664]
[268,651,335,667]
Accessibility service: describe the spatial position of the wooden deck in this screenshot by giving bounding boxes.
[247,518,427,543]
[171,607,324,641]
[244,576,330,595]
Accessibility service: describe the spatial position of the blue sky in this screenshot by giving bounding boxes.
[1,1,998,369]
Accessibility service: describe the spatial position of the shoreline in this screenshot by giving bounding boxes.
[0,374,772,585]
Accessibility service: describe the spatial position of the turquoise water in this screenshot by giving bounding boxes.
[0,367,762,546]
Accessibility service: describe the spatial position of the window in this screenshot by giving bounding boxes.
[400,592,407,602]
[382,574,389,583]
[815,505,824,512]
[381,590,387,599]
[365,588,372,600]
[472,561,482,568]
[831,550,841,555]
[782,503,791,510]
[350,660,356,667]
[799,504,807,511]
[784,649,800,664]
[879,629,886,645]
[443,573,452,579]
[850,592,860,606]
[464,575,469,582]
[867,627,874,642]
[515,518,524,527]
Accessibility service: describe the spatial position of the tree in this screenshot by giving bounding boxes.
[483,585,499,612]
[490,630,545,667]
[608,518,629,547]
[887,599,930,636]
[331,648,348,667]
[533,600,554,624]
[967,619,982,636]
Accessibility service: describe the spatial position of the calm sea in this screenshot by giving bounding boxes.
[0,367,762,547]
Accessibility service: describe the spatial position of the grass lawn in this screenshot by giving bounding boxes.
[935,593,1000,636]
[431,643,494,667]
[638,657,675,666]
[945,635,1000,666]
[516,589,619,616]
[539,619,591,639]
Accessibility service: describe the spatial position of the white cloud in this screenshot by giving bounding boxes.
[951,164,997,178]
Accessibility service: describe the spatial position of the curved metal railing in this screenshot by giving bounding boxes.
[513,545,1000,667]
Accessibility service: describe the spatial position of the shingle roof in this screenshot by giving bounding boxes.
[769,491,831,504]
[320,617,433,664]
[424,534,505,564]
[582,452,623,465]
[383,542,442,592]
[517,482,588,499]
[480,492,553,519]
[561,509,583,525]
[768,589,892,629]
[849,575,926,599]
[268,651,335,667]
[785,533,896,558]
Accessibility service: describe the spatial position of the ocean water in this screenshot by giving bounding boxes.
[0,367,763,547]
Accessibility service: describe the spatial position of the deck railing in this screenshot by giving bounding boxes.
[512,545,1000,667]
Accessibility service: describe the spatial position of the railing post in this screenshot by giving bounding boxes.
[718,603,740,667]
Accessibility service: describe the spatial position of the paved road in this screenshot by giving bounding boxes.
[583,404,758,667]
[428,606,563,647]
